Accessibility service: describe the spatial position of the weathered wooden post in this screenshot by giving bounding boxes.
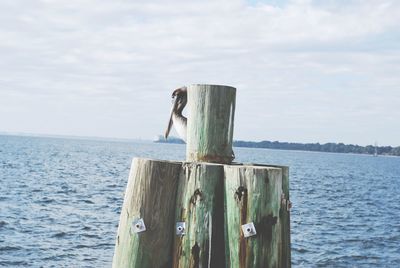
[224,165,291,268]
[172,162,225,267]
[112,84,291,268]
[172,84,236,267]
[186,84,236,163]
[113,84,236,268]
[112,159,181,267]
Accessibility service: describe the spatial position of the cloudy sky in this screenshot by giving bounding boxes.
[0,0,399,146]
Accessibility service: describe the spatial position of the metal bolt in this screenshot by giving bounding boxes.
[241,222,257,238]
[176,222,186,236]
[131,218,146,234]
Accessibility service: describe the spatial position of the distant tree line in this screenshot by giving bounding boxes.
[233,140,400,156]
[155,136,400,156]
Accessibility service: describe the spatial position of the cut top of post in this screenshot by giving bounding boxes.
[186,84,236,164]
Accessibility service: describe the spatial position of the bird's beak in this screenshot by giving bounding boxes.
[165,96,179,139]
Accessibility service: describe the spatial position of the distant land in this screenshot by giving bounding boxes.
[0,132,146,143]
[154,135,400,156]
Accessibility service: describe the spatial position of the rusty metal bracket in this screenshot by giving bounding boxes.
[281,193,292,212]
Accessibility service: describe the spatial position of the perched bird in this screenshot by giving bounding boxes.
[165,86,188,142]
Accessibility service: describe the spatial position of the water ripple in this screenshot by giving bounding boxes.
[1,135,399,267]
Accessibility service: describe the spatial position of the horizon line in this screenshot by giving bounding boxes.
[0,131,397,148]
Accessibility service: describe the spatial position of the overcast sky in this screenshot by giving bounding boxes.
[0,0,399,146]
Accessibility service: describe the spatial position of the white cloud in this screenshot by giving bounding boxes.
[0,0,399,145]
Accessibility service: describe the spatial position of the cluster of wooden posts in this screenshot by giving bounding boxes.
[112,85,291,268]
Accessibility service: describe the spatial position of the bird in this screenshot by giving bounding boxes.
[165,86,187,142]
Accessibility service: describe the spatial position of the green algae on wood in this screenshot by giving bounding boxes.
[172,162,225,267]
[224,165,290,268]
[112,158,181,268]
[186,84,236,164]
[112,83,291,268]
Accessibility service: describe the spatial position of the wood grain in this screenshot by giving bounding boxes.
[186,84,236,164]
[172,162,225,268]
[224,165,290,268]
[112,158,181,268]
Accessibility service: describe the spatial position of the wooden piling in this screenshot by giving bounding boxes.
[112,158,181,268]
[112,84,291,268]
[172,162,225,267]
[224,165,290,268]
[186,84,236,164]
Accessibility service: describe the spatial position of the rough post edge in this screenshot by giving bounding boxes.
[112,158,181,268]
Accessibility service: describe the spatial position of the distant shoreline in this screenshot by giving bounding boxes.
[2,133,398,157]
[154,136,400,157]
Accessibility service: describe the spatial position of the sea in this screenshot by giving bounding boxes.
[0,135,399,267]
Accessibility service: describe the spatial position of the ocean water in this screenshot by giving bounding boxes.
[0,135,399,267]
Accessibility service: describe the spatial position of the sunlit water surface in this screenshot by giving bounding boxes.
[1,135,399,267]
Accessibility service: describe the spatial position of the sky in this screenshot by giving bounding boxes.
[0,0,399,146]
